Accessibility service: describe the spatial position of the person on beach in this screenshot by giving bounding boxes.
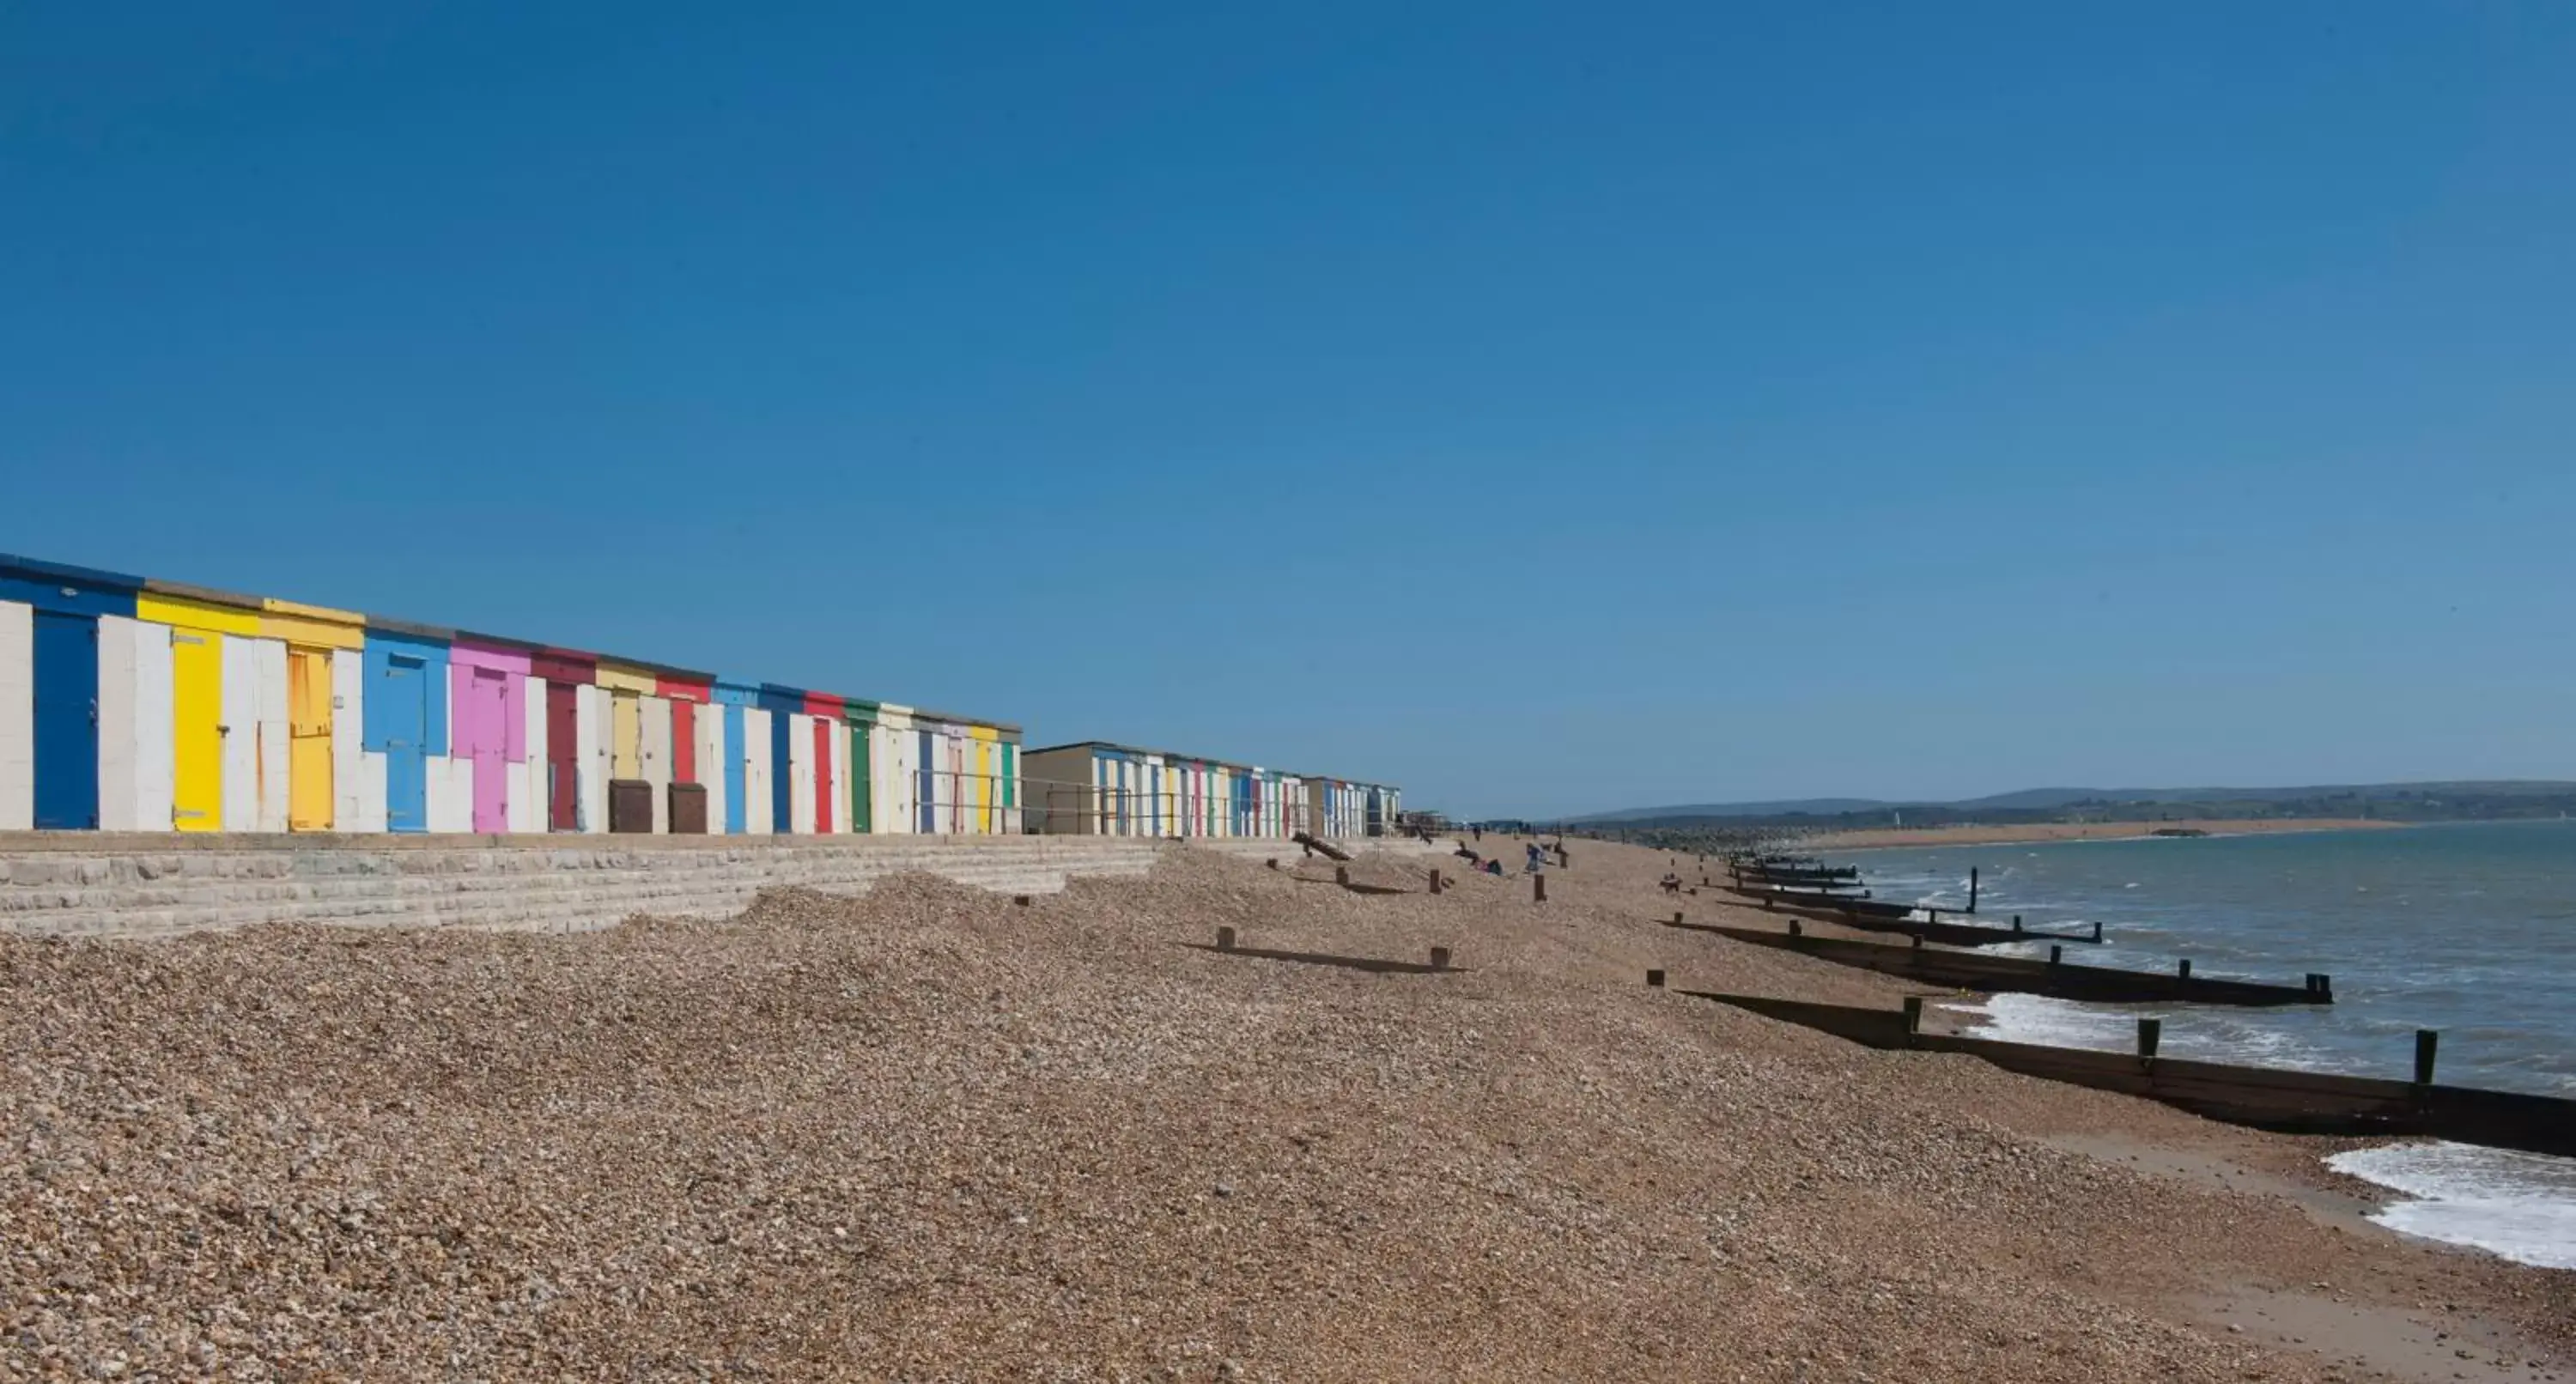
[1525,843,1543,871]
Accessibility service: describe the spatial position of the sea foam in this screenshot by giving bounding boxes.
[2326,1142,2576,1269]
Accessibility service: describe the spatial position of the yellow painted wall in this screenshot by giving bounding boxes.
[258,598,365,651]
[286,648,333,830]
[260,599,361,831]
[140,594,260,833]
[595,663,657,695]
[611,693,641,778]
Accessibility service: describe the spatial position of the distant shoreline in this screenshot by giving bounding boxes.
[1792,817,2405,851]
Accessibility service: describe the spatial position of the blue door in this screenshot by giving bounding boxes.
[31,611,100,829]
[382,654,428,832]
[916,730,936,833]
[722,703,746,834]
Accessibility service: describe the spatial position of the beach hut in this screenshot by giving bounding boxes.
[259,599,367,831]
[842,699,878,834]
[869,704,918,835]
[94,610,173,832]
[532,648,598,832]
[755,684,805,835]
[360,620,453,835]
[448,635,536,835]
[135,584,283,833]
[659,671,715,834]
[802,690,847,835]
[594,662,671,834]
[712,679,759,835]
[0,554,145,830]
[1024,742,1261,839]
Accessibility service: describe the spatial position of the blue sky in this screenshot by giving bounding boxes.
[5,2,2573,817]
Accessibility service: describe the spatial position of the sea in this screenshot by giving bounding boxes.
[1815,819,2576,1270]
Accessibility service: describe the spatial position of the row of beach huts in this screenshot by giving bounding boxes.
[0,553,1399,841]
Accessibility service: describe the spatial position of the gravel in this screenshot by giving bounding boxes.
[2,839,2567,1381]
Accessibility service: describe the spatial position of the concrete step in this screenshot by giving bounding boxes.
[0,835,1174,941]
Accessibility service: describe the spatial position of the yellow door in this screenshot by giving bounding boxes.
[611,693,641,779]
[170,630,223,831]
[287,647,333,830]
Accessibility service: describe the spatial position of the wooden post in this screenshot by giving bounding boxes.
[1012,895,1032,907]
[1534,874,1546,903]
[1910,932,1924,950]
[1429,947,1451,970]
[2178,959,2192,981]
[1216,926,1236,951]
[1428,870,1443,895]
[2049,944,2063,966]
[1647,968,1666,988]
[1335,865,1349,886]
[2137,1017,2162,1059]
[1902,996,1923,1035]
[2012,914,2023,933]
[2093,920,2105,943]
[2415,1029,2439,1085]
[1968,867,1979,914]
[1266,859,1278,871]
[1672,910,1684,925]
[1788,919,1803,938]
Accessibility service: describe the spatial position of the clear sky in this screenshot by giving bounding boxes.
[5,2,2573,818]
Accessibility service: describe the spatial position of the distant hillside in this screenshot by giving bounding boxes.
[1572,780,2576,828]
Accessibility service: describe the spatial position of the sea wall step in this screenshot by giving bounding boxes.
[0,833,1208,941]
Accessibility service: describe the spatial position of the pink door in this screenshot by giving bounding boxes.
[471,668,509,832]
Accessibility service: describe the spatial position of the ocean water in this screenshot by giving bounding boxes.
[1817,820,2576,1268]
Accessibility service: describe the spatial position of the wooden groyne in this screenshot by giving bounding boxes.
[1688,907,2099,949]
[1680,922,2331,1006]
[1194,927,1457,974]
[1729,865,1862,888]
[1657,987,2576,1159]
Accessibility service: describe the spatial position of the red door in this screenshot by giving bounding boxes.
[546,683,580,830]
[671,701,696,785]
[813,718,835,833]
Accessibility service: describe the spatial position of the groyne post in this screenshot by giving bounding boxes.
[1533,874,1546,903]
[1968,868,1979,914]
[2415,1029,2439,1086]
[1429,947,1452,970]
[2137,1017,2162,1059]
[1216,926,1236,951]
[1902,996,1923,1035]
[1647,968,1666,988]
[1428,870,1443,895]
[2178,959,2193,982]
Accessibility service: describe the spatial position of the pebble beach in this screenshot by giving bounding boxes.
[3,840,2569,1381]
